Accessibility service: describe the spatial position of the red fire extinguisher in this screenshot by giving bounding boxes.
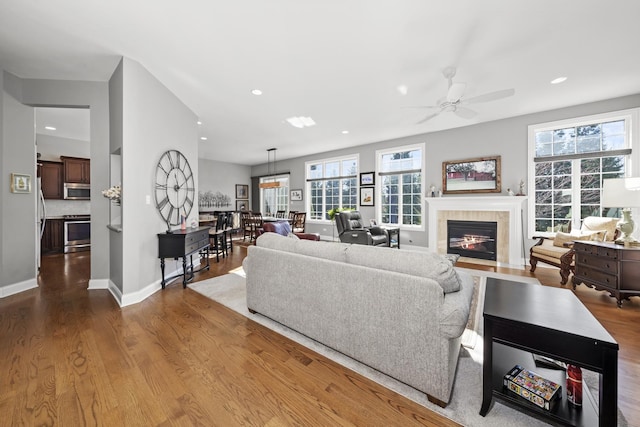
[566,364,582,406]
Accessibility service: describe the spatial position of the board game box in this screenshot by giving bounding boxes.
[503,365,562,410]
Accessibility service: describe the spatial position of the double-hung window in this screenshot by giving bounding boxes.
[528,109,638,237]
[306,156,358,221]
[376,143,424,228]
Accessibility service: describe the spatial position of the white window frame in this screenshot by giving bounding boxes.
[527,108,639,239]
[375,142,425,230]
[305,154,359,223]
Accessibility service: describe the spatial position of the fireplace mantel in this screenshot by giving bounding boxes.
[426,196,527,266]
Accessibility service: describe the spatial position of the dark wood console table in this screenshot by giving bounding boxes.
[158,226,210,289]
[572,240,640,307]
[481,278,618,426]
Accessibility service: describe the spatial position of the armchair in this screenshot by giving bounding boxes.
[529,216,619,284]
[335,211,388,246]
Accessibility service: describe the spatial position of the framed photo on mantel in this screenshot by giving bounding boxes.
[442,156,501,194]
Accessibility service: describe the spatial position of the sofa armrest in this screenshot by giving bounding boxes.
[439,271,474,339]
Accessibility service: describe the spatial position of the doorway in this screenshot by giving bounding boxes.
[36,107,91,285]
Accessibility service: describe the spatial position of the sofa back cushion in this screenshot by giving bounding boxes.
[256,232,348,263]
[345,245,461,293]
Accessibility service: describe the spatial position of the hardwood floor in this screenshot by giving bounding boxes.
[1,243,638,426]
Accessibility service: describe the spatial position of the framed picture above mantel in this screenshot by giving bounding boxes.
[442,155,501,194]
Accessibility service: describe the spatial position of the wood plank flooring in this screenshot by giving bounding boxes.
[0,242,638,426]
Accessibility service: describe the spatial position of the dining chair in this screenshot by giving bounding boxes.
[292,212,306,233]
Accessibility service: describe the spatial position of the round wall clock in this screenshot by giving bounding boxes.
[154,149,195,226]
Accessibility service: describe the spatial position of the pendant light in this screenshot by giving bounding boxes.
[259,148,281,188]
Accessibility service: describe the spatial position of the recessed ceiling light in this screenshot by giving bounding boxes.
[342,130,349,134]
[285,116,316,128]
[251,89,263,95]
[197,121,202,125]
[200,136,208,141]
[45,126,56,131]
[551,76,568,84]
[396,85,408,95]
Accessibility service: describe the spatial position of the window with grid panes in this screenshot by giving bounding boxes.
[376,143,424,228]
[259,175,289,215]
[528,110,637,237]
[306,156,358,221]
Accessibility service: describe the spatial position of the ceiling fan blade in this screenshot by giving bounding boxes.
[447,83,466,102]
[464,88,515,104]
[417,111,441,124]
[455,107,477,119]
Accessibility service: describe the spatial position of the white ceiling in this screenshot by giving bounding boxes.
[36,107,90,142]
[2,1,640,166]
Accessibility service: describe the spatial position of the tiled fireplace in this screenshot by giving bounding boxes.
[427,196,527,266]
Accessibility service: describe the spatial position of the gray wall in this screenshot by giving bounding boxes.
[198,158,251,212]
[1,71,36,292]
[118,57,199,304]
[252,93,640,251]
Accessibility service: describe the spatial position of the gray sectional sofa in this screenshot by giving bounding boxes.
[242,232,474,406]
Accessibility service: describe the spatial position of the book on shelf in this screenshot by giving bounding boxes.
[503,365,562,410]
[532,354,566,370]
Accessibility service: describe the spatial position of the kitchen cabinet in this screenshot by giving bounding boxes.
[61,156,90,184]
[41,219,64,254]
[40,161,63,199]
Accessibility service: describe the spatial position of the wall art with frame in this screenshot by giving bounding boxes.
[442,155,501,194]
[236,200,249,211]
[360,172,375,186]
[290,189,303,201]
[235,184,248,199]
[359,187,374,206]
[10,173,31,193]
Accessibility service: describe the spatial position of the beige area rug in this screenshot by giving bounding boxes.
[190,268,627,427]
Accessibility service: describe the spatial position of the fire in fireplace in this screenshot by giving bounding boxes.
[447,220,497,261]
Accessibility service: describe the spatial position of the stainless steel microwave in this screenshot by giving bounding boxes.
[63,183,91,200]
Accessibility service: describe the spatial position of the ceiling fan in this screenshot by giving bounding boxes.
[412,67,515,124]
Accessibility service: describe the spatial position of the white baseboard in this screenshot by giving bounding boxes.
[88,278,109,289]
[0,277,38,298]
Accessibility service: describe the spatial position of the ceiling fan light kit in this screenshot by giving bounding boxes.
[413,66,515,124]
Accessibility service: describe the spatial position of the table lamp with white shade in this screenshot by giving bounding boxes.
[602,177,640,244]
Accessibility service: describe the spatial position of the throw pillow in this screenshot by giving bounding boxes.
[552,230,605,247]
[443,254,461,265]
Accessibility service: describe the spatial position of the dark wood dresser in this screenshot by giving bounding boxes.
[158,226,210,288]
[572,240,640,307]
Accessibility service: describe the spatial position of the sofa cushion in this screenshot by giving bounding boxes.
[256,232,348,263]
[345,245,461,293]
